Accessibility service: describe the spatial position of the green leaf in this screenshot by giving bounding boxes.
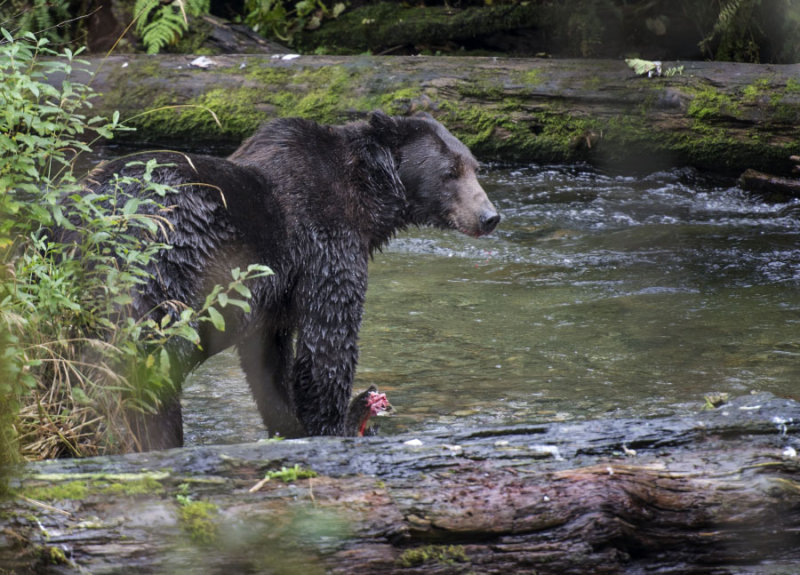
[159,347,171,378]
[206,306,225,332]
[246,263,273,276]
[226,299,251,314]
[625,58,660,77]
[231,282,252,299]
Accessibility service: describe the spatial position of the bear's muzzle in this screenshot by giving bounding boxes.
[479,209,501,235]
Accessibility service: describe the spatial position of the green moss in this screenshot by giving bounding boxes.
[291,67,354,122]
[96,476,164,496]
[517,68,542,86]
[264,464,317,483]
[750,78,800,124]
[457,72,508,101]
[130,90,246,142]
[687,86,737,121]
[19,472,167,501]
[41,544,70,565]
[21,480,88,501]
[742,77,772,102]
[770,103,800,124]
[397,544,469,568]
[376,86,424,114]
[177,499,219,545]
[119,59,428,144]
[442,103,509,149]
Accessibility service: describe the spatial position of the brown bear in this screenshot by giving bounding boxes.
[82,111,499,450]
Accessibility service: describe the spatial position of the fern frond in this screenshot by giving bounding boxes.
[190,0,211,17]
[718,0,744,28]
[698,0,761,61]
[140,5,187,54]
[133,0,210,54]
[700,0,747,50]
[133,0,160,36]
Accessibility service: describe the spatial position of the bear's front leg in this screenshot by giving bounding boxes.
[291,253,367,436]
[239,327,306,438]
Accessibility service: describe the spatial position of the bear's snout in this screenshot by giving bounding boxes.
[449,178,501,238]
[479,210,501,235]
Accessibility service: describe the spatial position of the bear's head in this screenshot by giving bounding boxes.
[372,112,500,238]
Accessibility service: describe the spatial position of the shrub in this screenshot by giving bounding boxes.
[245,0,345,45]
[0,29,269,473]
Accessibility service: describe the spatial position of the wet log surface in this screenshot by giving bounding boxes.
[2,393,800,574]
[72,54,800,175]
[739,168,800,202]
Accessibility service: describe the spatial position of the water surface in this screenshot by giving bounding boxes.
[179,164,800,444]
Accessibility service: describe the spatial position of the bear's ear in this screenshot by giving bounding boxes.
[368,110,399,146]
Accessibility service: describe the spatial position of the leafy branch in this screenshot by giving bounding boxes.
[245,0,345,45]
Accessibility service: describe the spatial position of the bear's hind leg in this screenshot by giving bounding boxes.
[127,397,184,451]
[239,329,305,437]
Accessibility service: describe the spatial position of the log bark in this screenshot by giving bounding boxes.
[2,393,800,574]
[739,168,800,201]
[73,54,800,175]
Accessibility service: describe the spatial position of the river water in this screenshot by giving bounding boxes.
[179,163,800,445]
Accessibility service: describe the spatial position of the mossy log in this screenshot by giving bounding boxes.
[2,393,800,574]
[74,54,800,175]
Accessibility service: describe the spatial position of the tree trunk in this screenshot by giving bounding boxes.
[73,54,800,176]
[2,393,800,574]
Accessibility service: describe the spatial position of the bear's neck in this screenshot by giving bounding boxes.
[342,130,410,254]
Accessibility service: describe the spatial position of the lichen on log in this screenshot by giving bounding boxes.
[75,54,800,175]
[2,393,800,573]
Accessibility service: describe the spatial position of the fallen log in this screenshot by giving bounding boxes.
[71,54,800,175]
[2,393,800,574]
[739,167,800,202]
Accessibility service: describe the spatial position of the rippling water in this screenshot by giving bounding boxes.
[177,164,800,444]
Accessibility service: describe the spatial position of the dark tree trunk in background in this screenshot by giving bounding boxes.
[2,393,800,574]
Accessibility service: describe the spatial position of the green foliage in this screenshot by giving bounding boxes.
[0,29,272,463]
[264,464,318,482]
[699,0,763,62]
[0,0,74,46]
[625,58,683,78]
[570,0,618,57]
[0,28,106,476]
[133,0,211,54]
[244,0,345,45]
[176,497,219,545]
[625,57,661,77]
[19,479,89,501]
